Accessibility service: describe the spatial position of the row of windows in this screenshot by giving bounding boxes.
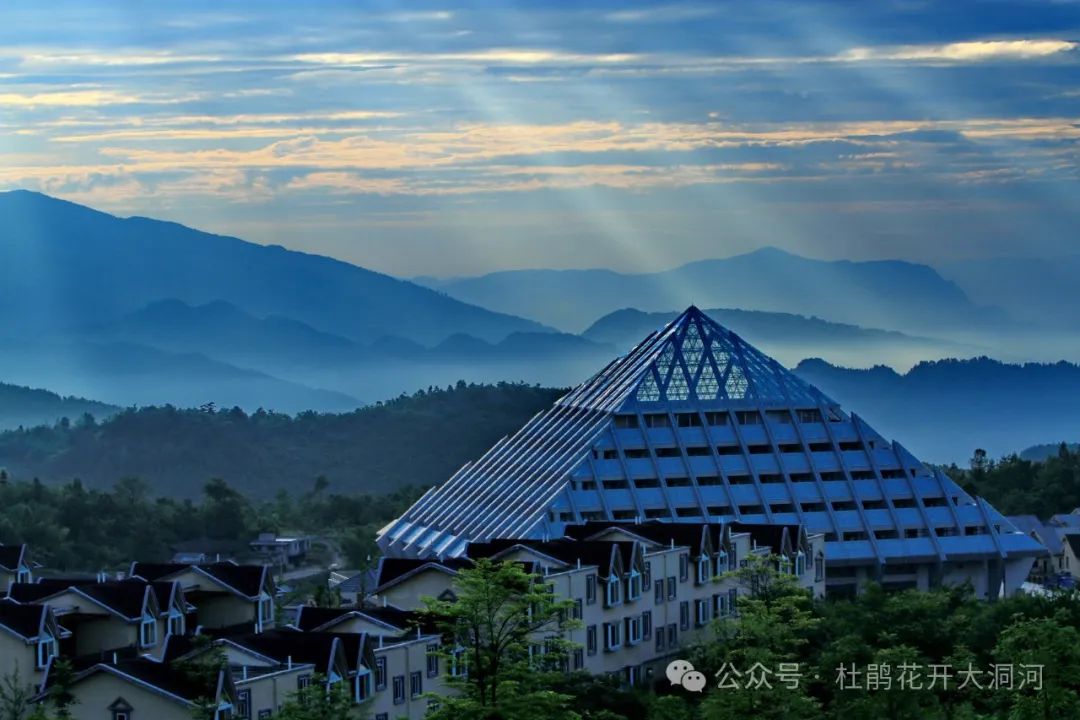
[578,467,917,494]
[613,409,829,429]
[596,440,892,462]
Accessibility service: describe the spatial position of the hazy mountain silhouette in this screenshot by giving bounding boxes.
[583,307,975,370]
[793,357,1080,462]
[0,337,358,414]
[937,255,1080,329]
[0,382,119,431]
[0,190,549,344]
[420,247,1009,335]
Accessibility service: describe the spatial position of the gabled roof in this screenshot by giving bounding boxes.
[1063,533,1080,559]
[466,538,639,576]
[374,557,472,593]
[52,657,232,708]
[0,600,52,641]
[276,628,375,673]
[0,544,27,572]
[131,561,270,600]
[1006,515,1059,556]
[8,579,157,621]
[563,521,714,557]
[729,522,804,556]
[219,630,347,676]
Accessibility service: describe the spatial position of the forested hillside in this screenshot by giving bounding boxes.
[0,381,119,431]
[0,382,563,499]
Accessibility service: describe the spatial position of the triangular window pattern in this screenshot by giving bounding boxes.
[696,362,720,400]
[636,371,661,402]
[667,364,690,401]
[682,321,704,370]
[724,363,749,399]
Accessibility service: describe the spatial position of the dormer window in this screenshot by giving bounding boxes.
[168,607,185,637]
[256,592,274,632]
[36,632,56,669]
[728,546,737,571]
[139,613,157,648]
[108,697,133,720]
[778,556,793,576]
[696,556,713,584]
[16,566,30,584]
[795,551,806,576]
[626,569,642,601]
[606,575,622,607]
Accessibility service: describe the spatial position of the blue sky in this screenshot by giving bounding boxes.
[1,0,1077,276]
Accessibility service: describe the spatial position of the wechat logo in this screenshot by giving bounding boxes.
[667,659,707,692]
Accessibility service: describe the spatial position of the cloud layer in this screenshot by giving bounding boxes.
[1,0,1078,275]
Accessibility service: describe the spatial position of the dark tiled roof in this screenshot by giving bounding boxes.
[729,522,801,554]
[564,521,712,555]
[375,557,471,589]
[336,569,378,593]
[60,657,222,704]
[0,544,26,572]
[6,583,59,603]
[131,561,266,599]
[1063,533,1080,559]
[12,578,150,620]
[294,606,356,632]
[467,538,635,574]
[221,630,337,674]
[0,600,46,640]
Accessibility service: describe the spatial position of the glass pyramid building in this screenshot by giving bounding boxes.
[378,307,1043,596]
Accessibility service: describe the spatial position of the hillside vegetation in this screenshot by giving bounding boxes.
[0,382,563,499]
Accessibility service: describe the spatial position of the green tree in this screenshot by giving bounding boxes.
[421,558,580,719]
[695,555,821,720]
[994,615,1080,719]
[275,675,361,720]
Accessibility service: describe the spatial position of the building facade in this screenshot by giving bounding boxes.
[379,306,1044,598]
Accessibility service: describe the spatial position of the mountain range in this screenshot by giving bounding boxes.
[418,247,1010,336]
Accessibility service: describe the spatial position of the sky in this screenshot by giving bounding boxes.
[1,0,1078,277]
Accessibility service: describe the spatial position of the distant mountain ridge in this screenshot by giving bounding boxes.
[0,382,119,431]
[418,246,1009,335]
[793,356,1080,462]
[0,190,549,344]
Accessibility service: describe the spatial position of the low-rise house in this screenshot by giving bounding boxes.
[131,561,276,633]
[250,534,311,569]
[371,557,472,608]
[329,568,378,606]
[41,655,238,720]
[7,578,175,659]
[0,601,65,693]
[1006,515,1064,585]
[291,605,445,720]
[0,543,32,592]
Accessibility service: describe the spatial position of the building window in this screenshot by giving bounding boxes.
[603,622,622,651]
[667,624,678,648]
[795,552,806,576]
[297,675,311,691]
[410,671,423,698]
[815,552,825,582]
[108,698,133,720]
[585,574,597,605]
[695,599,710,626]
[697,555,712,584]
[168,610,185,637]
[259,712,272,720]
[680,601,690,630]
[257,593,274,631]
[679,554,689,582]
[713,593,728,617]
[654,579,663,604]
[139,616,157,648]
[627,569,642,601]
[586,625,597,656]
[392,676,405,704]
[625,616,642,645]
[573,649,584,670]
[667,576,677,600]
[656,629,665,652]
[606,575,622,607]
[236,690,250,719]
[375,715,389,720]
[728,588,738,615]
[643,561,652,587]
[642,611,652,640]
[36,634,56,669]
[356,670,371,701]
[426,644,440,677]
[375,657,387,690]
